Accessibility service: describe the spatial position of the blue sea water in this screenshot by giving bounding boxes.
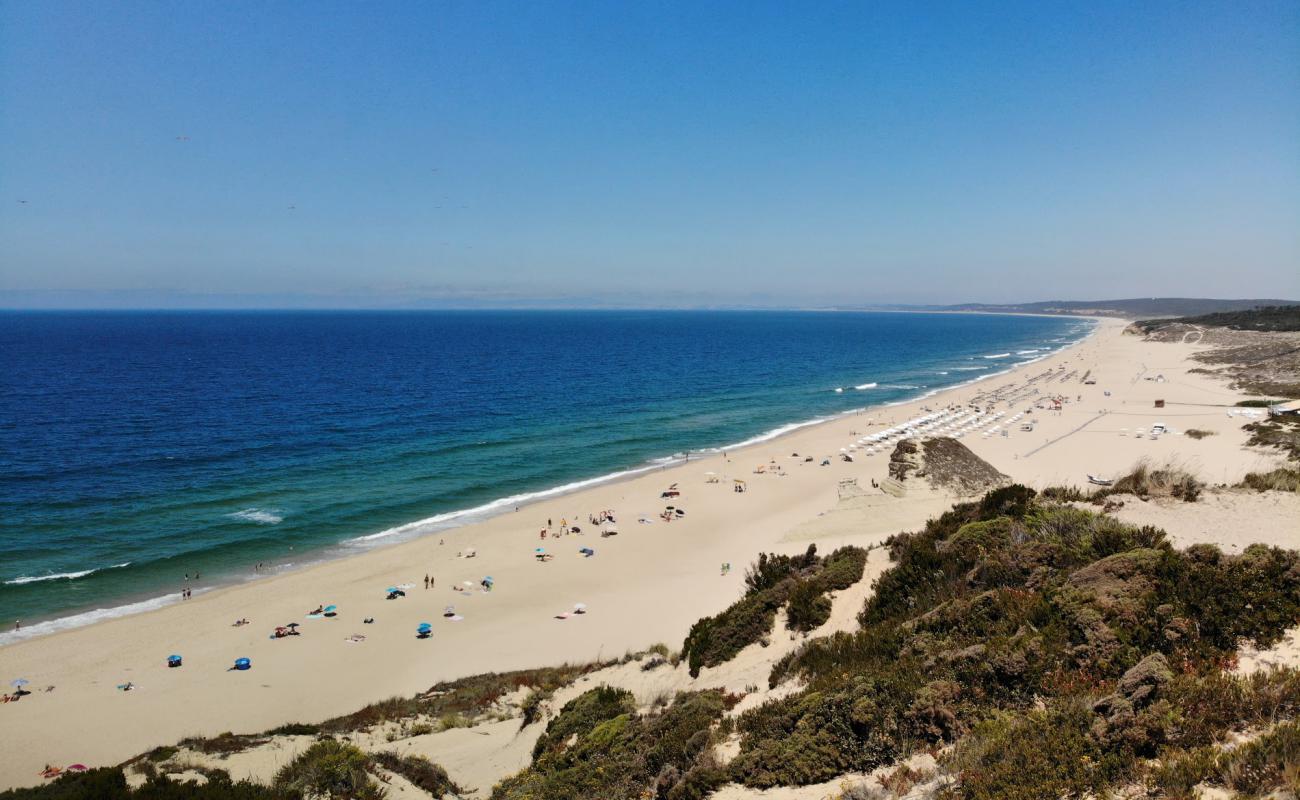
[0,310,1091,638]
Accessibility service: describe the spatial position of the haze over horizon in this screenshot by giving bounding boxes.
[2,1,1298,308]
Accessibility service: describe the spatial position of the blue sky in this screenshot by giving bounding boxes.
[1,1,1297,308]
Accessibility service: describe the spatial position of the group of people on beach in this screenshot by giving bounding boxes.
[538,509,615,539]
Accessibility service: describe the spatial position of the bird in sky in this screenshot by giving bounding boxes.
[175,135,190,142]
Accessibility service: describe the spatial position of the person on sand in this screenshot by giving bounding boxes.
[424,574,429,590]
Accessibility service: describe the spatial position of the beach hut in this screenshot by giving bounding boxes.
[167,654,182,668]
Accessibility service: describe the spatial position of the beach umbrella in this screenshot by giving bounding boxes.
[10,679,29,689]
[573,603,587,610]
[484,576,494,584]
[323,605,337,612]
[417,622,432,630]
[535,547,545,553]
[462,581,475,588]
[286,623,300,629]
[386,587,398,593]
[234,658,251,670]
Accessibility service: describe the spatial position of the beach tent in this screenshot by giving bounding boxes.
[167,654,182,668]
[234,658,251,671]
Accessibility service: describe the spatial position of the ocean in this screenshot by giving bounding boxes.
[0,310,1092,640]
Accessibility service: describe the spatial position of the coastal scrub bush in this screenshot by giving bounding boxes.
[320,662,606,733]
[530,686,635,759]
[1239,467,1300,493]
[262,723,320,736]
[0,769,284,800]
[493,690,725,800]
[943,701,1117,800]
[682,545,867,675]
[785,578,833,631]
[1184,428,1216,439]
[177,733,267,757]
[369,752,462,797]
[273,740,383,800]
[1101,459,1202,502]
[720,488,1300,795]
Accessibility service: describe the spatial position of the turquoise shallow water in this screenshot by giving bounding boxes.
[0,310,1091,638]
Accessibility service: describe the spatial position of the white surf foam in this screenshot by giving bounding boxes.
[0,591,179,646]
[5,562,131,586]
[982,352,1012,359]
[854,382,878,390]
[228,508,284,525]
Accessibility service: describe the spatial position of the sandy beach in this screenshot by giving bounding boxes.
[0,316,1290,789]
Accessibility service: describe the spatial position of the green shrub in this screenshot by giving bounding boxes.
[531,686,635,759]
[944,702,1116,800]
[369,752,462,797]
[0,769,283,800]
[683,546,867,676]
[493,690,725,800]
[1239,467,1300,493]
[262,723,320,736]
[786,579,833,632]
[273,740,383,800]
[1101,459,1202,502]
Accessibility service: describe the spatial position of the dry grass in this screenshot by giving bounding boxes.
[1238,468,1300,494]
[1097,458,1203,502]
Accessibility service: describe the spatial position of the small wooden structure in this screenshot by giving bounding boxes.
[1154,399,1165,408]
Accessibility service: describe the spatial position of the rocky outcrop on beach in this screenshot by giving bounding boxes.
[887,436,1011,496]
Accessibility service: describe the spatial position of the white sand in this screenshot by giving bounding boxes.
[0,316,1289,789]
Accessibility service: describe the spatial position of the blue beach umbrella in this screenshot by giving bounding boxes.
[10,678,29,689]
[386,587,397,593]
[324,605,337,612]
[234,658,251,670]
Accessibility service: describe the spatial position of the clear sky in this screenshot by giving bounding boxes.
[1,1,1297,308]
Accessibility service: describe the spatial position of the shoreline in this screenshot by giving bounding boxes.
[16,313,1273,789]
[1,317,1100,645]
